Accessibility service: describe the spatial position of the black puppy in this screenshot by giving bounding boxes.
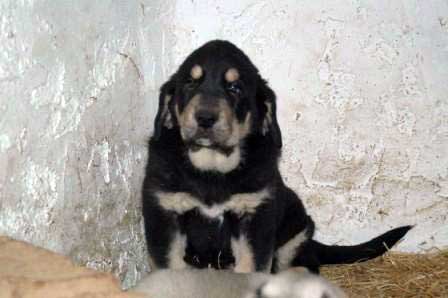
[142,40,411,273]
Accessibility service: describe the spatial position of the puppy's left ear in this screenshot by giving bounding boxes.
[256,77,282,148]
[153,76,176,140]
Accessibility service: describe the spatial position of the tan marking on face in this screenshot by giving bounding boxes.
[226,112,252,146]
[219,99,233,123]
[162,95,173,128]
[262,102,272,135]
[176,95,201,140]
[177,92,250,147]
[213,100,233,138]
[190,64,203,80]
[225,68,240,82]
[183,95,201,124]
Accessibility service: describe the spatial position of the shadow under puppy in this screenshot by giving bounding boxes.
[133,267,347,298]
[142,39,412,274]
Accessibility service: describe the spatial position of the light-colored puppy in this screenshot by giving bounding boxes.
[132,268,346,298]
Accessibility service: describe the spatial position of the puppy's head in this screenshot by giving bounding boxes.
[153,40,282,149]
[175,61,250,150]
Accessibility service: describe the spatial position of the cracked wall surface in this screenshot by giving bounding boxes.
[0,0,174,289]
[0,0,447,289]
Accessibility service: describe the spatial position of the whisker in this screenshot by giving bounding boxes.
[217,250,222,270]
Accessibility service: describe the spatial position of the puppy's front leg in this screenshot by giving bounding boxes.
[232,208,276,273]
[232,234,257,273]
[142,195,188,269]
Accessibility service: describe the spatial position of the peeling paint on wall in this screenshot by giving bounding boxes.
[0,0,157,289]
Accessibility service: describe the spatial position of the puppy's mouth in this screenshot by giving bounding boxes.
[191,129,216,147]
[183,129,216,146]
[181,123,234,149]
[195,137,213,147]
[186,135,235,155]
[177,99,250,154]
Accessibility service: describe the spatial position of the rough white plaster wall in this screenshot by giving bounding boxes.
[0,0,175,289]
[169,0,448,251]
[0,0,447,289]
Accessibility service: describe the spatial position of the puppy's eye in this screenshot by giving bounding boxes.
[227,82,242,95]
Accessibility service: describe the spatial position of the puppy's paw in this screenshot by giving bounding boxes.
[246,269,346,298]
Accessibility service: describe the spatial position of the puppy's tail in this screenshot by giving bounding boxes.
[308,225,412,265]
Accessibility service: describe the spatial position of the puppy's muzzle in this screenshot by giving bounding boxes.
[179,94,235,148]
[195,110,218,129]
[192,108,222,147]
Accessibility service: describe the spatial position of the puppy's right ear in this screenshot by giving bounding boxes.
[256,77,282,148]
[153,77,176,140]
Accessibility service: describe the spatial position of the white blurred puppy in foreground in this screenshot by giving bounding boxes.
[132,267,346,298]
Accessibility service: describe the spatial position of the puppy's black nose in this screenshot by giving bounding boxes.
[195,110,217,128]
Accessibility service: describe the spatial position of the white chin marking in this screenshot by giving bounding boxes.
[188,147,240,173]
[196,138,212,146]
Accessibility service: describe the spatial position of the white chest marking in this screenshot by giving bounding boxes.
[156,188,270,218]
[188,147,241,173]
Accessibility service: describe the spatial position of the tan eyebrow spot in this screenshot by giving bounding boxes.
[190,64,203,80]
[225,68,240,82]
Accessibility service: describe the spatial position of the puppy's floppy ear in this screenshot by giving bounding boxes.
[153,77,176,140]
[256,77,282,148]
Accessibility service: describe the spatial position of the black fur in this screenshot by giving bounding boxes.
[301,226,413,266]
[142,40,411,273]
